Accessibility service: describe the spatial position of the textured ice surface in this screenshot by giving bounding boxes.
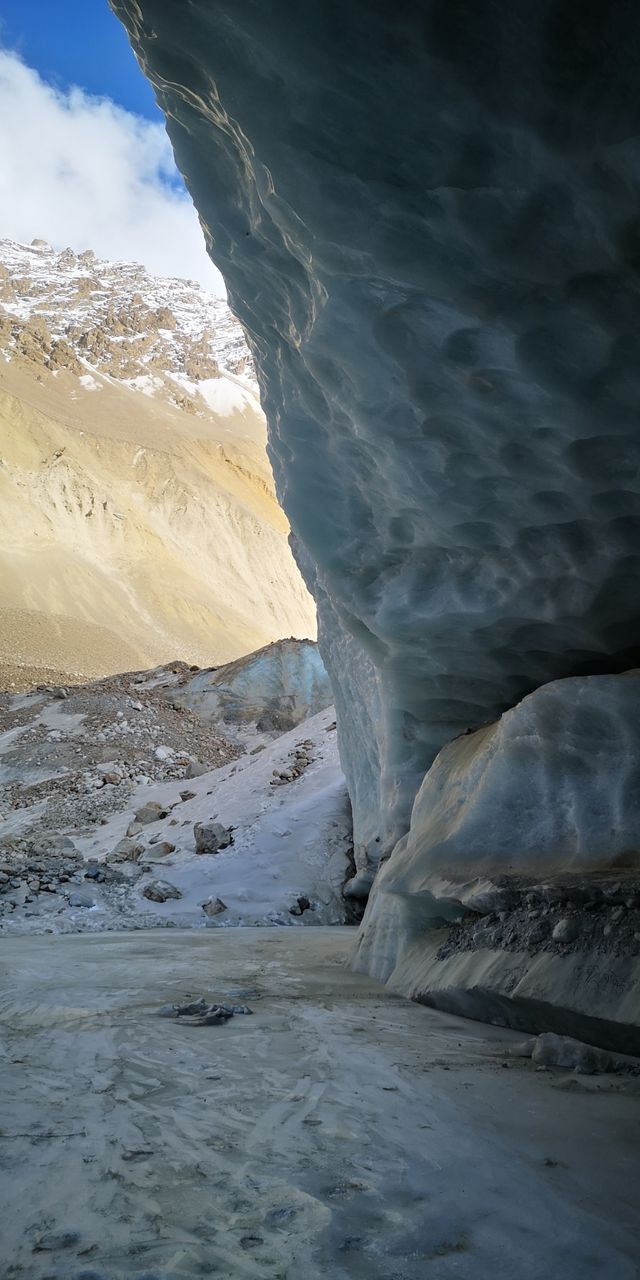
[356,671,640,981]
[113,3,640,868]
[387,671,640,881]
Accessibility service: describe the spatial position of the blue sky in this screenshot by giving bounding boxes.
[0,0,160,119]
[0,2,223,290]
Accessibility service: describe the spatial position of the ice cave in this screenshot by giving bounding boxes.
[112,0,640,1046]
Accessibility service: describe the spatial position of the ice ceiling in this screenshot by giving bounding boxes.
[112,2,640,877]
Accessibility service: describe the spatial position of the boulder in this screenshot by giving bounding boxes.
[68,889,95,908]
[134,801,167,825]
[201,896,228,917]
[142,879,182,902]
[107,838,144,863]
[194,821,233,855]
[145,841,176,859]
[552,918,581,944]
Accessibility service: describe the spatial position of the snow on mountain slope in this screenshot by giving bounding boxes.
[0,237,254,403]
[0,238,315,685]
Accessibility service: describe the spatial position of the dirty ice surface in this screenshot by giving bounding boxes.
[0,928,638,1280]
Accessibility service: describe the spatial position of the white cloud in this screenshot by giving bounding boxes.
[0,49,225,294]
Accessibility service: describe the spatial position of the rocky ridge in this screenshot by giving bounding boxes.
[0,237,255,410]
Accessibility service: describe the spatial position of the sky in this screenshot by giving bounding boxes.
[0,0,224,293]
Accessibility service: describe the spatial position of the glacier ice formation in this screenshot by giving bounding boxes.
[113,2,640,1035]
[171,638,332,739]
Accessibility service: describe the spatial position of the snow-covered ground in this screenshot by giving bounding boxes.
[78,705,351,930]
[0,663,351,935]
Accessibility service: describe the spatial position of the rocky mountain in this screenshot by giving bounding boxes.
[0,237,255,405]
[0,237,315,687]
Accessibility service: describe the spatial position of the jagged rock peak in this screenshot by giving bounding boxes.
[0,236,256,411]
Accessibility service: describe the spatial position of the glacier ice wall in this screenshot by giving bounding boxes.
[357,671,640,977]
[112,1,640,870]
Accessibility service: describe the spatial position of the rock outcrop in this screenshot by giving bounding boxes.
[113,3,640,1036]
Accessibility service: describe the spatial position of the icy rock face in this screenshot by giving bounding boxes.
[113,3,640,866]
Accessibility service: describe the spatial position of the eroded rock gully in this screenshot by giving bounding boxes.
[113,1,640,1041]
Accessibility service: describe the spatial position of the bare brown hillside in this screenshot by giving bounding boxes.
[0,240,315,686]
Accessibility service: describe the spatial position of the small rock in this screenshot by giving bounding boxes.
[142,879,182,902]
[185,1005,234,1026]
[154,745,173,762]
[135,801,167,825]
[68,889,95,908]
[202,896,227,917]
[194,821,233,855]
[107,838,144,863]
[146,841,176,859]
[552,917,580,944]
[102,772,120,786]
[126,821,143,837]
[186,760,206,779]
[158,996,209,1018]
[180,790,196,801]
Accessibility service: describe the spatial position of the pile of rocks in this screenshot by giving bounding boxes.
[0,836,125,920]
[270,739,314,787]
[157,994,253,1024]
[437,878,640,962]
[0,666,240,850]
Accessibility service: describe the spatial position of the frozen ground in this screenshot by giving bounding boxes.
[0,927,638,1280]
